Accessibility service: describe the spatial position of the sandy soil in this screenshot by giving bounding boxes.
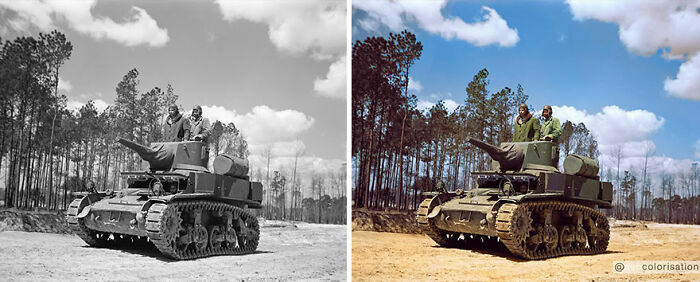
[0,222,346,281]
[352,220,700,281]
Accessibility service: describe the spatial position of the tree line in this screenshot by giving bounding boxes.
[0,31,346,225]
[609,161,699,224]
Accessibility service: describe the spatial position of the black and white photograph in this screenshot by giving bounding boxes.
[0,0,347,280]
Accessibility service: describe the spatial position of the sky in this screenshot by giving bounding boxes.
[353,0,700,188]
[0,0,347,181]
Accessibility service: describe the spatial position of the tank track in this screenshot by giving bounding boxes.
[145,200,259,260]
[496,200,609,259]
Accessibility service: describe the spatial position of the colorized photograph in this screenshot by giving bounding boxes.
[351,0,700,280]
[0,0,347,280]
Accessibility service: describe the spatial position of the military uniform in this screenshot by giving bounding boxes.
[163,113,190,142]
[513,113,540,142]
[540,117,562,143]
[190,116,210,142]
[540,116,562,165]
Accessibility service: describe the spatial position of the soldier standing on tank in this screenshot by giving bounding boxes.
[539,105,562,164]
[163,105,190,141]
[189,105,210,142]
[513,103,540,142]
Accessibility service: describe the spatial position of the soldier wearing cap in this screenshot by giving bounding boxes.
[513,103,540,142]
[163,105,190,142]
[189,105,210,142]
[540,105,562,164]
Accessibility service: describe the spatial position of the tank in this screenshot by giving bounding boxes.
[416,138,612,259]
[65,138,262,260]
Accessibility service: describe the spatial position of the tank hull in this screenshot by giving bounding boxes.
[67,193,260,260]
[416,191,610,260]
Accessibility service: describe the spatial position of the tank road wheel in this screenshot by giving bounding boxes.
[559,226,574,250]
[208,226,224,249]
[148,201,260,259]
[541,209,558,252]
[497,201,610,259]
[543,225,558,252]
[225,225,238,247]
[193,225,209,252]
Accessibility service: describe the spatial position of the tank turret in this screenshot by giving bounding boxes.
[117,138,207,172]
[466,138,557,172]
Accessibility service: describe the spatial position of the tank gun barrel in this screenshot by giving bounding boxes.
[117,138,174,170]
[117,138,158,161]
[465,137,524,171]
[466,138,508,161]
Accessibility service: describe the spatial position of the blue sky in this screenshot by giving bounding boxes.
[353,0,700,180]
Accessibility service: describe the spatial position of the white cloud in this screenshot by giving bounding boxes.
[549,104,700,180]
[313,55,346,99]
[408,77,422,92]
[566,0,700,101]
[353,1,519,47]
[216,0,346,99]
[58,76,72,92]
[664,52,700,100]
[416,100,434,113]
[0,0,169,47]
[695,139,700,159]
[201,105,314,148]
[216,0,345,59]
[67,99,109,113]
[443,99,459,113]
[553,105,664,148]
[416,98,459,113]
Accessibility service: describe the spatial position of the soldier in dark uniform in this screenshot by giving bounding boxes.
[189,105,210,142]
[163,105,190,142]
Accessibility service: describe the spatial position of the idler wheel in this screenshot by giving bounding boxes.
[237,216,260,249]
[586,216,609,249]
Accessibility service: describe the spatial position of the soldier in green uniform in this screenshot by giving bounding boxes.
[513,103,540,142]
[539,105,562,165]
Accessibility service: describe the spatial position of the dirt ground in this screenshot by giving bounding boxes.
[352,220,700,281]
[0,221,346,281]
